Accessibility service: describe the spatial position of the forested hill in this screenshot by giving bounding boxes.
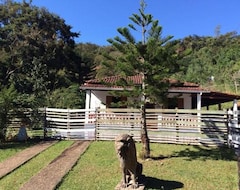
[95,32,240,94]
[1,1,240,112]
[175,32,240,93]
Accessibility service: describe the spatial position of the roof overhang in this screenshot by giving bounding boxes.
[80,75,240,106]
[80,86,132,91]
[196,91,240,106]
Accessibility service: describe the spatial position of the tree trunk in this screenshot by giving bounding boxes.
[141,103,150,158]
[140,71,150,158]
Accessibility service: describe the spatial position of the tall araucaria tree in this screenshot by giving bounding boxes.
[102,0,182,158]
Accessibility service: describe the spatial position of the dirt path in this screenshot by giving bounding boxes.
[0,140,56,179]
[20,140,91,190]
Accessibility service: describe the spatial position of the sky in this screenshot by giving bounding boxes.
[15,0,240,45]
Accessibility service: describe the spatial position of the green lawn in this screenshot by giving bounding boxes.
[0,141,238,190]
[57,141,238,190]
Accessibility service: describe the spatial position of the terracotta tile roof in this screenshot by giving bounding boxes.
[80,74,240,105]
[85,74,142,85]
[81,74,203,91]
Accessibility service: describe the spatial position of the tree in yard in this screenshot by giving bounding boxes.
[101,0,182,158]
[0,85,18,141]
[0,0,82,136]
[0,0,80,109]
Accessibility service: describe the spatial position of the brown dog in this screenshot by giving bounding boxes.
[115,134,142,188]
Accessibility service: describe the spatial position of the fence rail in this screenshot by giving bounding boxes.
[6,109,45,140]
[95,108,229,146]
[45,108,96,140]
[5,107,236,146]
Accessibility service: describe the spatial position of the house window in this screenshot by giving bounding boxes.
[178,98,184,109]
[106,96,127,108]
[168,98,184,109]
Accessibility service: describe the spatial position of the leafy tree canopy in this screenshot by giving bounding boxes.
[0,0,80,108]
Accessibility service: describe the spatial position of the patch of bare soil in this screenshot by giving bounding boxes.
[20,140,91,190]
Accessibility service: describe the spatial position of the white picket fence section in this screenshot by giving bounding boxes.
[44,107,237,146]
[45,108,96,140]
[95,108,229,146]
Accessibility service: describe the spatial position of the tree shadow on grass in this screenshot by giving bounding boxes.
[0,139,41,150]
[150,145,236,162]
[151,146,237,161]
[144,176,184,190]
[171,145,236,161]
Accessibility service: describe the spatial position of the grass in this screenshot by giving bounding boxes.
[0,141,38,162]
[57,141,238,190]
[0,140,74,190]
[0,141,238,190]
[142,144,237,190]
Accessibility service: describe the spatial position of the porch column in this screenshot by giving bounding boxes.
[197,93,202,129]
[197,92,202,111]
[233,99,238,121]
[85,90,91,109]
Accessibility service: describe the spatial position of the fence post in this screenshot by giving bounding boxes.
[175,107,179,143]
[67,109,70,140]
[94,108,98,141]
[95,107,99,140]
[233,99,240,190]
[43,107,47,139]
[227,99,240,190]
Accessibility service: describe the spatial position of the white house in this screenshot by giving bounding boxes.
[80,75,240,111]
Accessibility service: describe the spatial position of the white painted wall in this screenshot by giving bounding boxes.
[92,91,109,109]
[85,90,110,109]
[85,90,194,109]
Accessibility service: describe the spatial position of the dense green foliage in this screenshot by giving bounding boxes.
[0,0,97,139]
[0,1,102,106]
[0,0,80,107]
[176,32,240,93]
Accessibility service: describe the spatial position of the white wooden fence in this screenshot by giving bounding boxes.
[44,107,234,146]
[95,108,229,146]
[45,108,96,140]
[6,109,45,139]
